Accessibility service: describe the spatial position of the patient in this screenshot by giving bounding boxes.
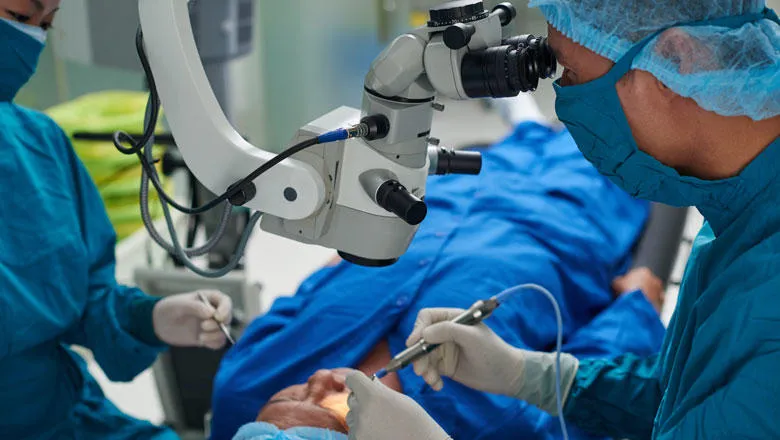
[211,121,667,440]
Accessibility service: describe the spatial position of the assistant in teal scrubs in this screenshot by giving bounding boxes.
[344,1,780,439]
[0,2,234,439]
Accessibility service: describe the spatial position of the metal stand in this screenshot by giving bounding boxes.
[133,1,258,437]
[188,0,255,270]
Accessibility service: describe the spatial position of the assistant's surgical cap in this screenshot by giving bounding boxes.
[529,0,780,120]
[233,422,348,440]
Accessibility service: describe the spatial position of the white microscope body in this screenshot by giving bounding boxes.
[137,0,554,266]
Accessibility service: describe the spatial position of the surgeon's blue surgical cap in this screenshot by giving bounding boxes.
[529,0,780,120]
[233,422,348,440]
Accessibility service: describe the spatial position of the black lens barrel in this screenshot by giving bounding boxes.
[434,147,483,175]
[376,180,428,226]
[461,35,557,98]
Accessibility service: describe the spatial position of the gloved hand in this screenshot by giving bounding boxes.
[153,290,233,349]
[345,371,451,440]
[407,308,579,415]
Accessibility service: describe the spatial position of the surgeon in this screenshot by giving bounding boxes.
[346,0,780,439]
[0,1,234,439]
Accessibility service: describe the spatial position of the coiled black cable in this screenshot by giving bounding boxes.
[112,27,326,214]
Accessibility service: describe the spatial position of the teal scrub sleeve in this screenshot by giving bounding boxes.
[556,290,665,439]
[654,345,780,440]
[654,276,780,440]
[563,353,663,439]
[562,353,662,439]
[62,132,167,382]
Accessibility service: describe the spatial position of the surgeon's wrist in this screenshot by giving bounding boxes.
[514,350,579,416]
[559,353,579,413]
[127,295,167,347]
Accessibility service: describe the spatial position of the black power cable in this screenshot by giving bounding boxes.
[112,27,327,214]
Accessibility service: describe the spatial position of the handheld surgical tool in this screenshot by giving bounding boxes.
[373,295,502,380]
[197,292,235,346]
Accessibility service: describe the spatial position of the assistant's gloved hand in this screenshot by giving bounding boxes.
[407,308,579,415]
[345,371,451,440]
[153,291,232,349]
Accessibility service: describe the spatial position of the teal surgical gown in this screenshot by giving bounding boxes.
[563,137,780,439]
[0,102,176,439]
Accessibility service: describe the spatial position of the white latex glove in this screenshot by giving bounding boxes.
[153,290,233,349]
[407,308,579,415]
[345,371,451,440]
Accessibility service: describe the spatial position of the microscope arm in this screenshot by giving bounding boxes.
[137,0,325,221]
[134,0,553,267]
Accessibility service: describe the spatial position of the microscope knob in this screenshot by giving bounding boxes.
[428,0,488,27]
[444,23,477,50]
[492,3,517,26]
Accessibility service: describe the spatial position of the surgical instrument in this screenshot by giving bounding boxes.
[373,296,501,380]
[372,283,570,440]
[197,292,235,346]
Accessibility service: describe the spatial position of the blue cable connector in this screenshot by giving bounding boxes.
[317,128,350,144]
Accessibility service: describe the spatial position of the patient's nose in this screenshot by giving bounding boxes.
[307,370,347,401]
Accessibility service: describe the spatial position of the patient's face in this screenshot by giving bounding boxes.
[257,369,352,434]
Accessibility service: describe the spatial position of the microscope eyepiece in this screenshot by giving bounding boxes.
[535,37,558,79]
[460,34,557,98]
[431,147,482,175]
[376,180,428,226]
[506,35,557,80]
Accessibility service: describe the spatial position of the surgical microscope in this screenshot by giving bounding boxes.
[118,0,557,273]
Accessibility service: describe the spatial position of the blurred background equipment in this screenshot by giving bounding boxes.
[45,91,171,241]
[12,2,568,438]
[12,0,739,438]
[132,0,559,270]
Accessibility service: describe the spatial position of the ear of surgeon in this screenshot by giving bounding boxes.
[541,0,780,185]
[0,0,60,30]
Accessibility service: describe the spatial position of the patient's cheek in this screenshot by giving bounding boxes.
[257,401,347,434]
[320,393,350,430]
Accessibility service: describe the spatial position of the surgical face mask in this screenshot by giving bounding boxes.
[553,10,774,208]
[0,17,46,102]
[0,17,47,44]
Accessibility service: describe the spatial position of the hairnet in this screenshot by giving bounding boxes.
[233,422,348,440]
[528,0,780,120]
